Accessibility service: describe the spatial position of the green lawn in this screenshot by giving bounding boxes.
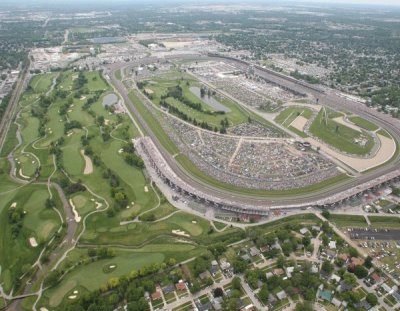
[44,250,165,308]
[309,108,375,155]
[330,214,368,228]
[275,106,313,126]
[0,184,61,292]
[348,116,379,131]
[369,216,400,229]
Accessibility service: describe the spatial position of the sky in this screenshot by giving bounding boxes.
[3,0,400,7]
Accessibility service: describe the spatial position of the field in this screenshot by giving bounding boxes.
[275,106,313,127]
[369,216,400,229]
[329,214,368,228]
[309,108,375,155]
[0,167,62,292]
[348,116,379,131]
[140,70,281,132]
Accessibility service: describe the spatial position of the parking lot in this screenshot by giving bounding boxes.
[349,228,400,240]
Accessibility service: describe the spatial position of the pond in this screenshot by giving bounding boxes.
[189,86,231,113]
[102,93,118,107]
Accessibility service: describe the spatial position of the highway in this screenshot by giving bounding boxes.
[0,62,30,154]
[106,54,400,209]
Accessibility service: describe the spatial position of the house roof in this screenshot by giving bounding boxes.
[273,268,284,275]
[371,273,381,282]
[276,290,287,300]
[162,284,175,294]
[151,291,162,301]
[175,282,186,291]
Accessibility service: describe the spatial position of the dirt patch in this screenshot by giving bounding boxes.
[80,150,93,175]
[290,115,308,132]
[333,116,362,132]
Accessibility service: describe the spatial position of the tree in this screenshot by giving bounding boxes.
[354,265,369,279]
[295,302,314,311]
[213,287,224,297]
[258,284,269,303]
[366,293,378,306]
[364,256,373,269]
[231,277,241,290]
[321,260,334,274]
[321,210,331,219]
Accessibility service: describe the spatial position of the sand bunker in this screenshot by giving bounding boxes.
[19,168,30,179]
[10,202,17,208]
[306,133,396,172]
[104,119,110,125]
[95,201,102,209]
[172,229,190,237]
[191,221,197,224]
[69,199,81,223]
[68,295,77,300]
[118,148,124,154]
[290,115,308,132]
[144,186,149,192]
[333,116,362,132]
[80,150,93,175]
[29,237,38,247]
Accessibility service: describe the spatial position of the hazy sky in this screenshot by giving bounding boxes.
[4,0,400,7]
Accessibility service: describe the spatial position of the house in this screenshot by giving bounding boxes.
[381,283,393,294]
[355,300,371,310]
[338,253,350,262]
[211,260,218,266]
[250,246,260,257]
[196,301,213,311]
[299,228,308,235]
[337,281,354,292]
[241,304,255,311]
[370,273,382,284]
[220,259,231,271]
[331,298,342,308]
[393,291,400,303]
[268,293,277,305]
[273,268,284,276]
[285,266,295,278]
[199,271,211,280]
[266,272,274,279]
[326,249,336,259]
[212,297,223,310]
[241,254,251,262]
[151,291,162,301]
[311,265,319,274]
[331,274,341,283]
[276,290,287,300]
[320,270,330,280]
[318,290,332,302]
[260,245,270,253]
[350,257,365,268]
[328,241,337,249]
[312,226,321,232]
[210,264,219,275]
[175,281,186,291]
[162,284,175,294]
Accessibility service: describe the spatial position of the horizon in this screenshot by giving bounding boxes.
[1,0,400,8]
